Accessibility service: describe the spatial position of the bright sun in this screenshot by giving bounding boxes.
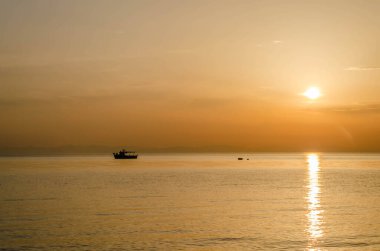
[303,87,321,100]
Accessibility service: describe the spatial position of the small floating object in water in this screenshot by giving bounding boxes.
[238,157,243,160]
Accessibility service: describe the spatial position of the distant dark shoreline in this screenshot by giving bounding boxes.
[1,149,380,157]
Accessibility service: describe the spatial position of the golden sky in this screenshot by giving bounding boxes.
[1,0,380,152]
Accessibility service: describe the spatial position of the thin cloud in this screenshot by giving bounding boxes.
[189,97,241,108]
[344,66,380,71]
[256,40,284,47]
[315,103,380,114]
[0,92,122,107]
[272,40,283,45]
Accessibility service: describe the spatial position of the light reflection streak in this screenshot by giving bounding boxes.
[306,154,323,250]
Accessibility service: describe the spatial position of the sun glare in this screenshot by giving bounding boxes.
[303,87,321,100]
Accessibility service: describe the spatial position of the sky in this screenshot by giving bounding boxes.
[1,0,380,152]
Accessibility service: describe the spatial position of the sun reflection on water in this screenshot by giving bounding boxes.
[306,154,323,250]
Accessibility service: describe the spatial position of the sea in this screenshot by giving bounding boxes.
[0,153,379,250]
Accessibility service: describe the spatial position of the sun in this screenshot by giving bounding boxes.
[303,87,321,100]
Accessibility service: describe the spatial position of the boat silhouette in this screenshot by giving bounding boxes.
[113,149,138,159]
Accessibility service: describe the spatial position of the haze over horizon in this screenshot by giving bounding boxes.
[1,0,380,152]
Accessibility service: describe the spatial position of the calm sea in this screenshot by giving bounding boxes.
[0,153,379,250]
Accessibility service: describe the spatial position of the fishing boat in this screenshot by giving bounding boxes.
[113,149,138,159]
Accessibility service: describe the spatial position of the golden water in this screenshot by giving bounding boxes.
[0,154,379,250]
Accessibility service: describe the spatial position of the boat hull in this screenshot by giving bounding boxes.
[114,155,138,159]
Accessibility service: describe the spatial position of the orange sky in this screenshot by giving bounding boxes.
[1,0,380,152]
